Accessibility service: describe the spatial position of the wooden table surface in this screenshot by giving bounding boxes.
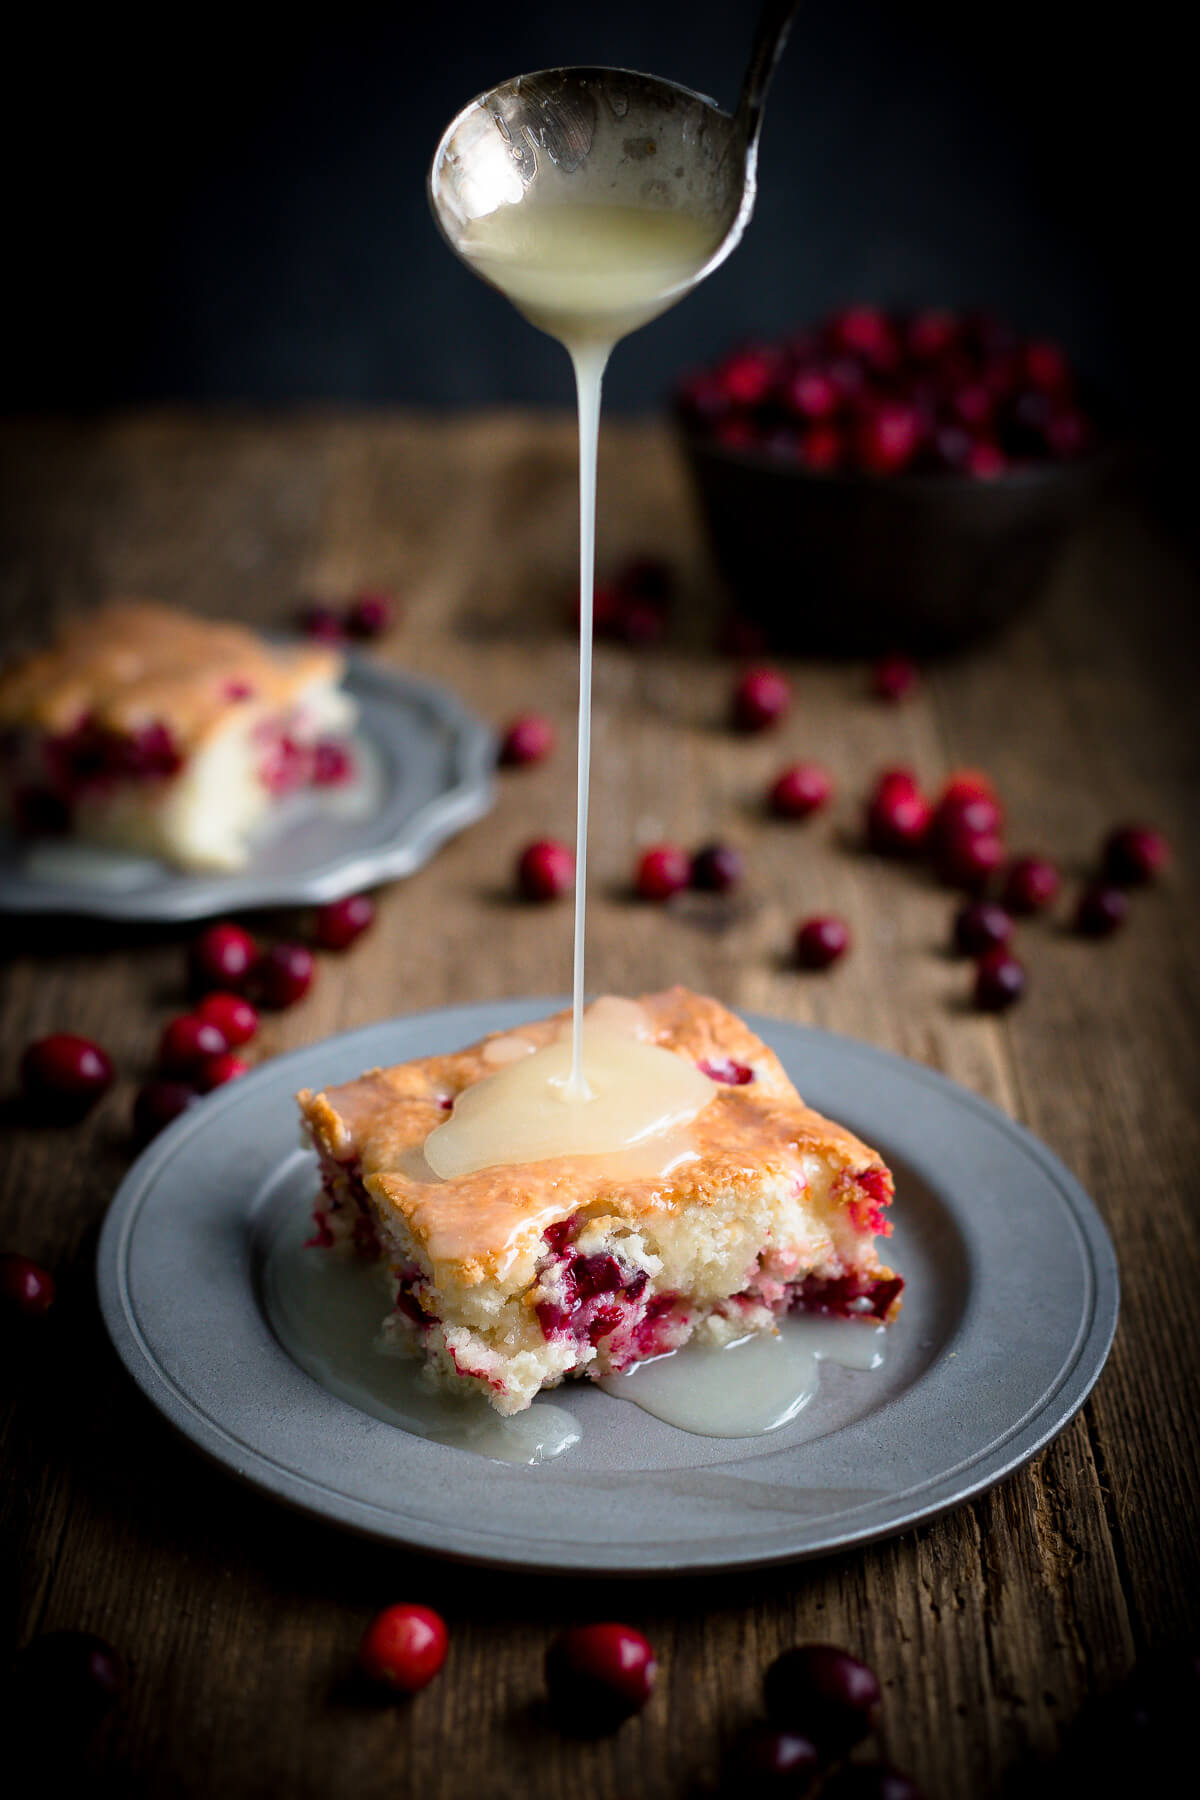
[1,414,1197,1799]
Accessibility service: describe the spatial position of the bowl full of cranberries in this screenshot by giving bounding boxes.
[675,306,1116,652]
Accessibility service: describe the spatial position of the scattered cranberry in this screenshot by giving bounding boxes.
[764,1644,881,1754]
[974,948,1027,1010]
[867,787,932,856]
[20,1033,114,1118]
[795,915,851,970]
[253,943,316,1008]
[1075,884,1129,938]
[1102,824,1170,886]
[499,713,555,767]
[545,1623,657,1733]
[871,653,918,702]
[196,992,259,1047]
[1002,855,1060,914]
[314,893,375,950]
[345,591,392,638]
[821,1764,924,1800]
[0,1253,56,1317]
[197,1053,251,1093]
[188,922,258,995]
[517,839,574,902]
[935,827,1006,891]
[635,844,692,901]
[770,762,833,819]
[359,1603,448,1694]
[16,1631,125,1726]
[313,740,354,786]
[953,901,1014,957]
[732,667,791,733]
[133,1080,198,1144]
[933,790,1004,841]
[873,766,920,799]
[158,1014,228,1076]
[938,769,997,806]
[691,843,744,894]
[725,1722,822,1790]
[298,604,345,644]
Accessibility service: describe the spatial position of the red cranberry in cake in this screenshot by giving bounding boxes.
[726,1722,822,1788]
[1075,883,1129,938]
[1001,855,1060,914]
[764,1644,881,1755]
[158,1014,228,1076]
[499,713,555,767]
[313,893,375,951]
[133,1080,198,1144]
[732,667,791,733]
[312,740,354,786]
[253,943,315,1009]
[21,1033,114,1118]
[636,844,691,901]
[345,591,392,639]
[196,992,259,1046]
[359,1604,448,1693]
[197,1052,251,1092]
[691,842,744,894]
[545,1623,657,1732]
[953,900,1014,957]
[0,1252,56,1317]
[189,922,258,995]
[795,916,851,970]
[973,948,1026,1010]
[517,838,574,901]
[871,653,918,702]
[1102,823,1170,886]
[770,762,832,819]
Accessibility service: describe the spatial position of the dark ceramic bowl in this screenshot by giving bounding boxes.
[679,428,1120,655]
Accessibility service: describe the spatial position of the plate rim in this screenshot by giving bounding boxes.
[0,657,496,920]
[96,1000,1120,1575]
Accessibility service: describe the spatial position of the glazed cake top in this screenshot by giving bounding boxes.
[0,600,343,747]
[298,988,890,1285]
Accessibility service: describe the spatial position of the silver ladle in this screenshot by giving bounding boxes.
[428,2,799,302]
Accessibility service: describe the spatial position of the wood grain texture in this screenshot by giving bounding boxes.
[1,414,1197,1799]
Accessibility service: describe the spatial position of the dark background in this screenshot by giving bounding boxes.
[0,2,1188,440]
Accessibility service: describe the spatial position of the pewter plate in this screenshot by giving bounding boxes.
[0,659,495,921]
[96,1001,1119,1574]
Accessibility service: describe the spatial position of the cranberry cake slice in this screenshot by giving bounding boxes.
[0,599,358,871]
[297,988,902,1417]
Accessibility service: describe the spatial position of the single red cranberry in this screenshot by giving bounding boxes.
[1075,883,1129,938]
[196,992,259,1047]
[907,308,960,359]
[939,769,997,806]
[934,790,1004,842]
[158,1014,228,1076]
[828,305,898,367]
[635,844,692,901]
[787,367,840,421]
[1022,339,1070,393]
[253,943,316,1008]
[197,1052,251,1093]
[974,947,1027,1010]
[0,1253,56,1317]
[872,766,920,800]
[770,762,833,819]
[725,1721,822,1790]
[188,922,258,994]
[691,843,744,894]
[764,1644,881,1754]
[1102,824,1170,886]
[867,788,932,855]
[953,900,1015,957]
[798,424,845,473]
[20,1033,114,1118]
[133,1080,198,1144]
[359,1603,448,1693]
[314,893,375,951]
[795,916,851,970]
[298,604,345,644]
[545,1623,657,1733]
[517,839,574,902]
[718,347,778,407]
[871,653,918,702]
[699,1058,755,1085]
[732,667,791,733]
[16,1631,125,1725]
[967,442,1008,478]
[936,827,1006,890]
[345,591,392,638]
[820,1763,924,1800]
[951,383,995,429]
[1002,855,1060,914]
[499,713,555,767]
[313,740,354,786]
[855,402,923,475]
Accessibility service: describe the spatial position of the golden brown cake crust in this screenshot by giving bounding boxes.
[297,988,889,1285]
[0,600,342,748]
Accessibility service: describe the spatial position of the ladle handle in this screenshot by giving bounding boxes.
[737,0,800,153]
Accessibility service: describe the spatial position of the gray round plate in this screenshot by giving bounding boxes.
[0,658,494,920]
[96,1000,1119,1574]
